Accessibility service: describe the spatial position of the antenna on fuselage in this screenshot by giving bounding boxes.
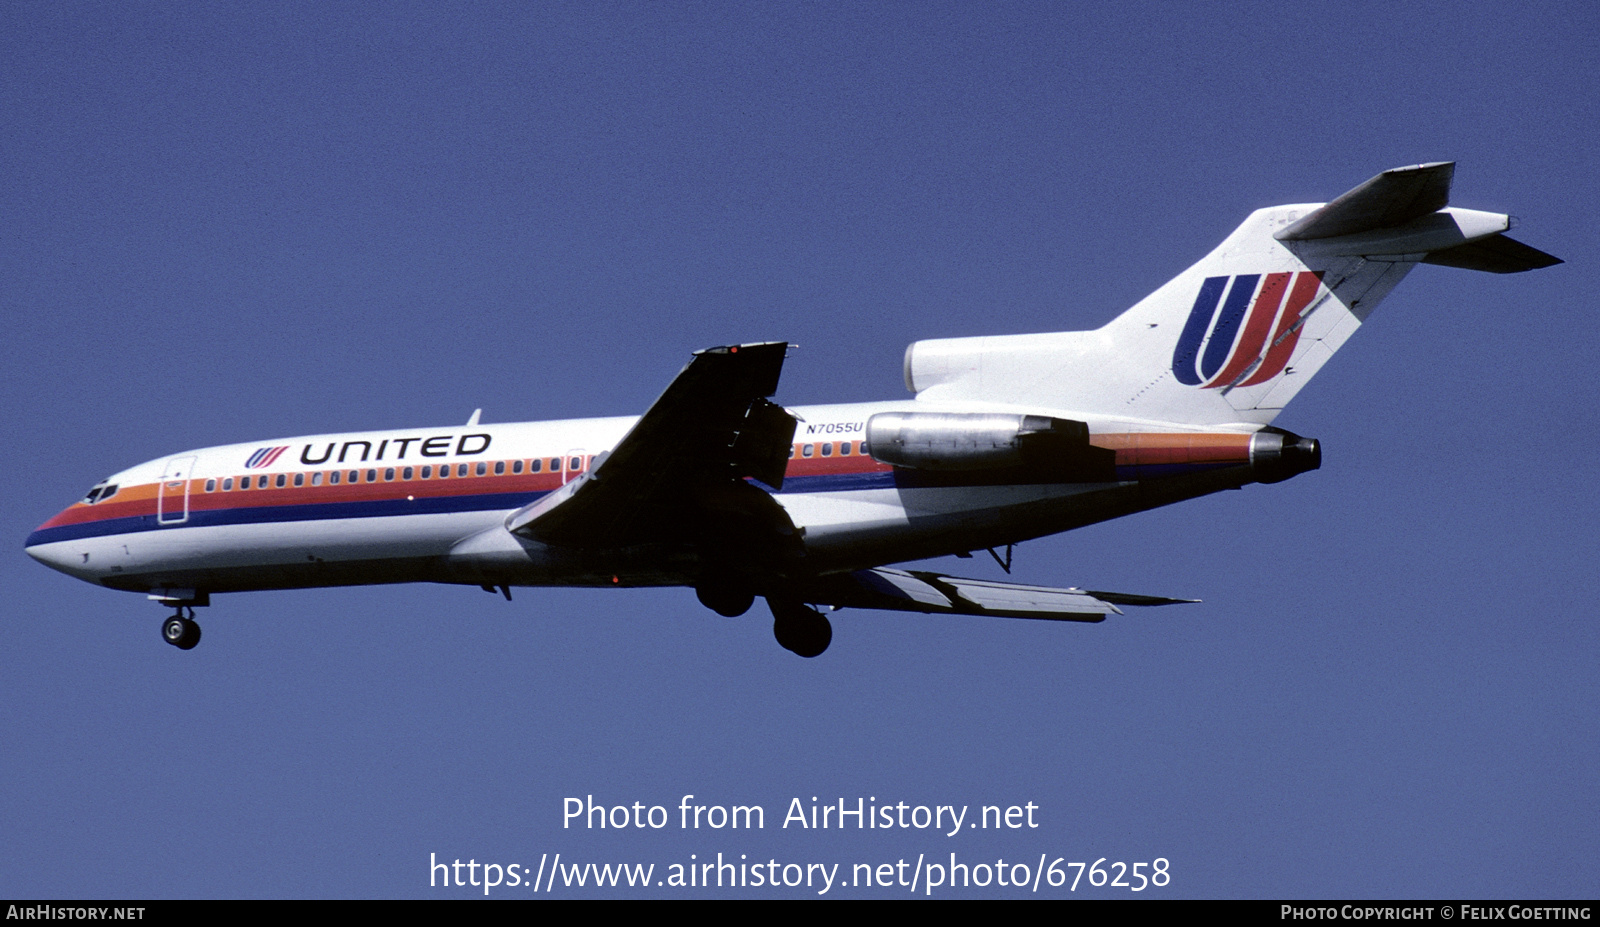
[466,408,482,426]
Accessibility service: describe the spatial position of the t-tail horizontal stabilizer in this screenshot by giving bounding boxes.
[1276,162,1561,273]
[904,161,1561,427]
[791,567,1198,622]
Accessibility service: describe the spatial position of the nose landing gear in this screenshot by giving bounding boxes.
[161,608,202,650]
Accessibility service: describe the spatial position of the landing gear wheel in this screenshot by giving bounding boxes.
[697,583,755,618]
[161,614,201,650]
[769,599,832,657]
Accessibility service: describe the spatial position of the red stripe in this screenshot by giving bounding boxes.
[1239,271,1322,387]
[39,452,896,529]
[1204,272,1290,388]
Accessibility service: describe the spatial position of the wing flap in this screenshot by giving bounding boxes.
[790,567,1199,623]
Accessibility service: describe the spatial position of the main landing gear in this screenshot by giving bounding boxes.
[694,582,831,657]
[769,599,832,658]
[161,608,202,650]
[696,582,755,618]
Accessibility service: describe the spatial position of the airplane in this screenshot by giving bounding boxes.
[26,162,1560,657]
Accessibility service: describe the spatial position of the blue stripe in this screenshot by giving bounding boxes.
[777,470,898,494]
[25,489,550,546]
[27,461,1248,549]
[1200,275,1260,382]
[1171,276,1228,385]
[28,469,902,546]
[1114,462,1237,480]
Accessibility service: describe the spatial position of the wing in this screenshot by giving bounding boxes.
[506,342,799,549]
[784,567,1198,623]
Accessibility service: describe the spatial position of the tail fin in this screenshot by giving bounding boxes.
[906,163,1560,429]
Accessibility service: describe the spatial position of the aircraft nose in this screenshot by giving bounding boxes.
[27,535,69,569]
[25,525,96,580]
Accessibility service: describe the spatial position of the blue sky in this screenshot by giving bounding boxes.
[3,2,1595,898]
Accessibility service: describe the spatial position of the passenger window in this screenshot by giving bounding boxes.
[205,479,216,492]
[311,472,323,486]
[458,464,468,477]
[223,478,234,491]
[403,467,414,480]
[366,469,377,483]
[841,441,852,456]
[821,443,832,457]
[788,446,796,458]
[530,458,542,473]
[330,471,341,485]
[494,461,505,476]
[549,458,560,471]
[512,460,523,474]
[802,444,814,458]
[437,465,449,479]
[384,468,396,481]
[275,474,286,488]
[569,457,582,471]
[293,473,304,487]
[347,470,359,483]
[421,466,432,479]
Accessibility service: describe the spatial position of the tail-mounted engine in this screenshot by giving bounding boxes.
[865,412,1320,486]
[864,412,1117,481]
[1248,428,1321,483]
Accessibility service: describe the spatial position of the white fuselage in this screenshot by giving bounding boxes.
[32,399,1232,600]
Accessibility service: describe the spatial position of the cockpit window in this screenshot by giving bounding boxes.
[82,483,119,504]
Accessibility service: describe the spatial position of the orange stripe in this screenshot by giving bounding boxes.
[1090,433,1252,467]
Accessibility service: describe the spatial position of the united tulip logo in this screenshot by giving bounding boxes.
[1172,272,1324,389]
[244,446,289,469]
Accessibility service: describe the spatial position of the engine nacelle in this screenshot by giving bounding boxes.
[1248,429,1322,483]
[864,412,1116,479]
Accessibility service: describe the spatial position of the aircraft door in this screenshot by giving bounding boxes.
[157,455,199,525]
[562,450,587,485]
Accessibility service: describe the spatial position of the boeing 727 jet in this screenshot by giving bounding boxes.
[26,163,1560,656]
